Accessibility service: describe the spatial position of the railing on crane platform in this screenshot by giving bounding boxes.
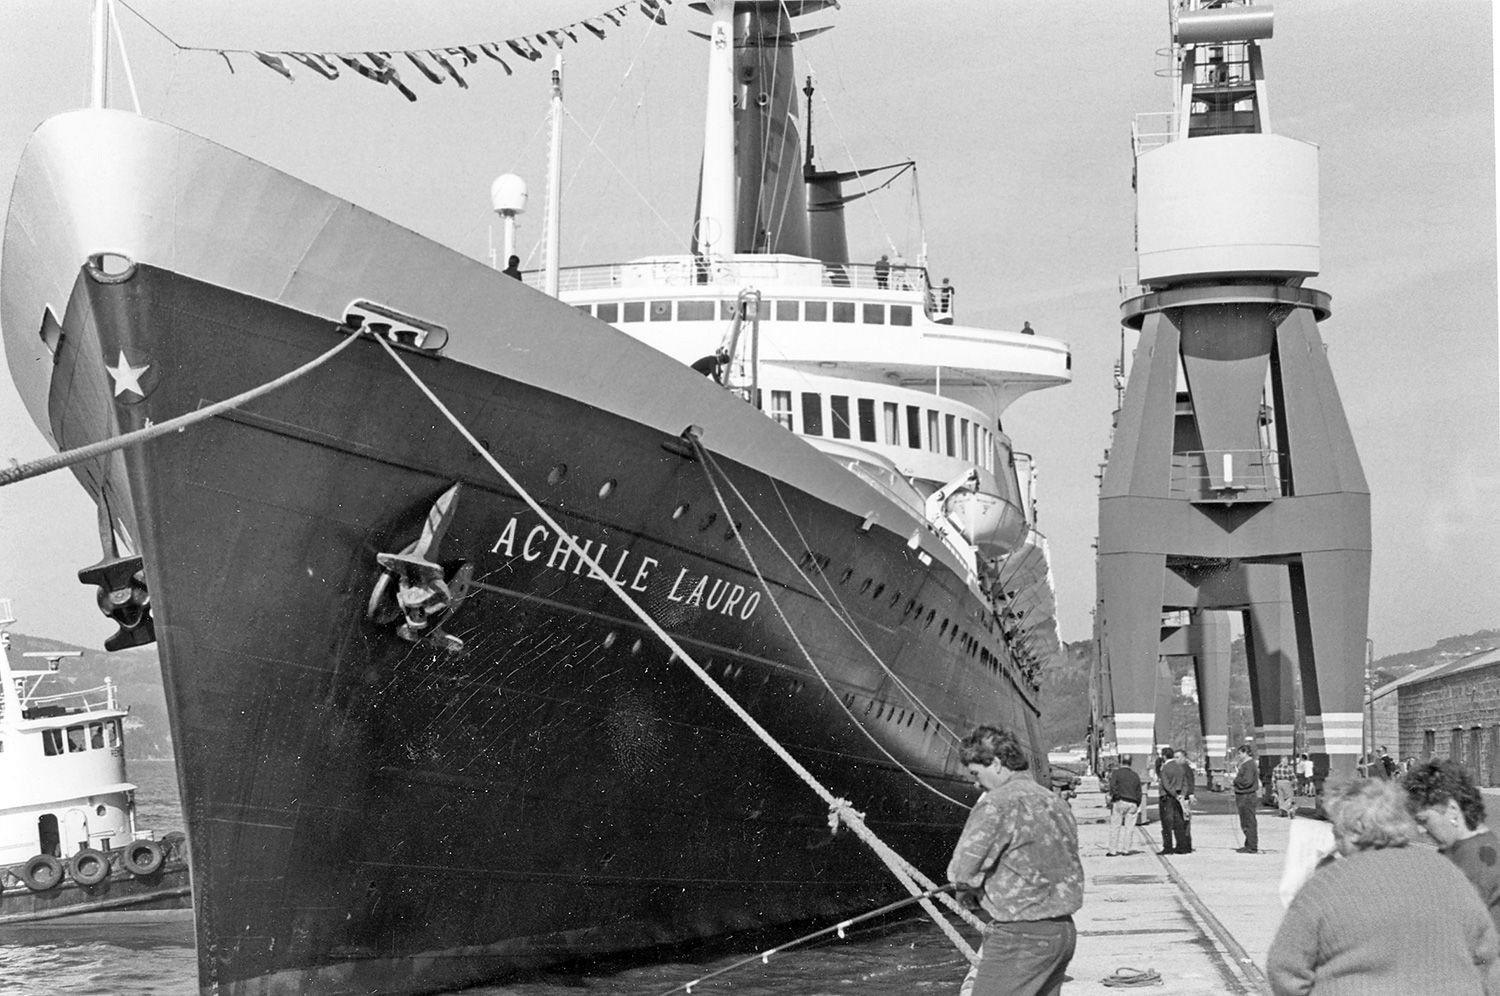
[1169,448,1283,501]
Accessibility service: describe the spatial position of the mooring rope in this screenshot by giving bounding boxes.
[659,883,959,996]
[371,334,982,962]
[689,438,970,811]
[0,327,366,488]
[696,444,964,747]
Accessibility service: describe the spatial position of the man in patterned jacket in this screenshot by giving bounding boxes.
[947,725,1084,995]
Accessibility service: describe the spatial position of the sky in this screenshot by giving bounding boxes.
[0,0,1495,658]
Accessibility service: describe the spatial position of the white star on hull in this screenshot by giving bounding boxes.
[106,350,150,397]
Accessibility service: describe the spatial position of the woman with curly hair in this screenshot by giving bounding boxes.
[1406,758,1500,929]
[1266,777,1498,995]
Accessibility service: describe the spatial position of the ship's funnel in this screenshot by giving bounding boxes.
[806,172,848,263]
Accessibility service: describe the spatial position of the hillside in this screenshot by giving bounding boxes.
[1370,630,1500,689]
[5,633,173,759]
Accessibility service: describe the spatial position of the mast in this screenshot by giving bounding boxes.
[694,0,737,260]
[89,0,110,109]
[0,600,17,726]
[543,55,564,297]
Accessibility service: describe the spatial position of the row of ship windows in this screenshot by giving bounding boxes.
[761,391,996,470]
[40,719,123,757]
[542,470,1022,683]
[576,298,916,327]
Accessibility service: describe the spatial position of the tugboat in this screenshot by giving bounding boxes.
[2,1,1067,992]
[0,598,190,925]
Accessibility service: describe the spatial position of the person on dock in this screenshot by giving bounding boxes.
[1404,758,1500,931]
[1378,745,1396,779]
[1266,778,1499,996]
[1273,755,1298,818]
[1233,745,1261,853]
[1105,753,1143,856]
[948,724,1083,996]
[1158,749,1195,855]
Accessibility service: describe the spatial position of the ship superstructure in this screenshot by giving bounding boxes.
[2,2,1069,992]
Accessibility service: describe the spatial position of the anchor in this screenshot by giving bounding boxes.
[367,483,471,653]
[78,555,154,651]
[78,495,155,651]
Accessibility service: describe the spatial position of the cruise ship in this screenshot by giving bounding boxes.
[1,1,1070,992]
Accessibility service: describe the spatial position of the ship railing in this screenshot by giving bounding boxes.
[523,258,948,314]
[21,679,119,716]
[1169,449,1282,500]
[1132,111,1177,157]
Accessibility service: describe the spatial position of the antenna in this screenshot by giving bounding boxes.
[543,56,563,296]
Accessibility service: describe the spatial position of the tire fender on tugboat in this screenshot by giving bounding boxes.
[20,854,64,892]
[122,839,165,877]
[69,847,111,887]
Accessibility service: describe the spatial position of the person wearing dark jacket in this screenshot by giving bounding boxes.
[1158,750,1195,855]
[1106,756,1144,856]
[1233,745,1261,852]
[1405,758,1500,932]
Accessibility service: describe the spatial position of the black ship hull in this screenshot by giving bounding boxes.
[61,265,1039,993]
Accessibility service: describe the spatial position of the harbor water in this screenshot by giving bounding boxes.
[0,760,971,995]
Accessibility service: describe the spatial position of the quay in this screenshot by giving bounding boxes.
[1065,777,1288,995]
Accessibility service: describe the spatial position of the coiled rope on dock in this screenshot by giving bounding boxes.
[0,329,365,489]
[371,334,983,964]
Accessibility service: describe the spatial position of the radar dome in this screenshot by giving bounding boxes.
[490,174,528,215]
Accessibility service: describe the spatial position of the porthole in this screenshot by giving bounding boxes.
[840,568,854,584]
[904,599,915,616]
[859,578,872,595]
[603,632,617,649]
[724,520,742,541]
[598,479,617,499]
[630,639,643,655]
[925,609,936,627]
[872,583,885,600]
[547,463,568,485]
[698,512,719,531]
[672,503,689,520]
[939,620,948,637]
[889,590,901,608]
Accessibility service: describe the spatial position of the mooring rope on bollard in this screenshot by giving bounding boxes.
[372,334,983,964]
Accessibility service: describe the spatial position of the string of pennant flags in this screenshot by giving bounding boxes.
[209,0,672,101]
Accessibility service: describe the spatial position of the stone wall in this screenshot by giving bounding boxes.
[1372,691,1400,760]
[1398,660,1500,786]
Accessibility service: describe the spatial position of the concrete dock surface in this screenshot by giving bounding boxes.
[1066,777,1296,994]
